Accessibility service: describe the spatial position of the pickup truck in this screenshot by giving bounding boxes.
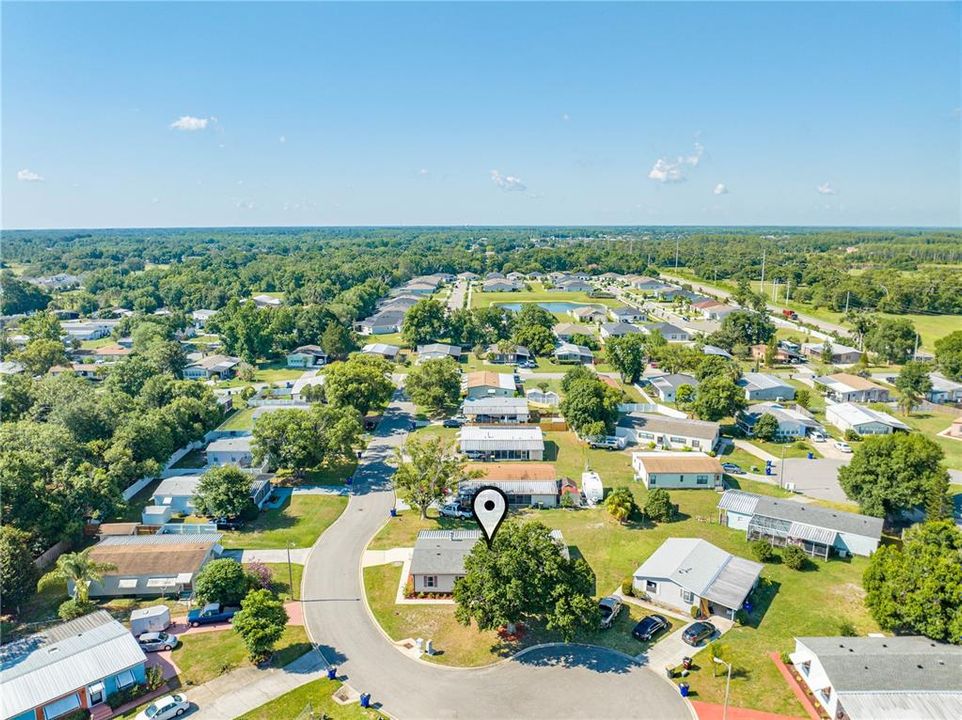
[781,309,799,320]
[187,602,239,627]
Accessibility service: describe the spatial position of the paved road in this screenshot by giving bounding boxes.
[301,391,690,720]
[446,279,467,312]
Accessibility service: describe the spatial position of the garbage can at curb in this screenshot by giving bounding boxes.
[679,683,690,698]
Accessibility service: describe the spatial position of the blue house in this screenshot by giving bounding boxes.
[1,610,148,720]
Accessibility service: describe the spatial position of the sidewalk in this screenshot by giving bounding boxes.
[222,547,311,563]
[691,700,808,720]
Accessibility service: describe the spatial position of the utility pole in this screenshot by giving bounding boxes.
[759,249,766,296]
[674,237,680,271]
[844,291,850,314]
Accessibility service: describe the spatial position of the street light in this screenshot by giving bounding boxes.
[712,656,733,720]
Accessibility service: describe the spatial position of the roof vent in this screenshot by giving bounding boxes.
[917,664,923,670]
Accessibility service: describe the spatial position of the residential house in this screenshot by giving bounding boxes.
[91,344,133,362]
[554,342,593,364]
[600,322,643,340]
[457,271,479,280]
[26,273,81,290]
[379,295,421,312]
[485,344,531,364]
[718,490,882,559]
[361,343,400,361]
[356,309,406,335]
[0,360,24,375]
[616,413,720,451]
[252,294,282,308]
[0,611,148,720]
[569,306,607,323]
[183,354,240,381]
[291,370,325,402]
[60,319,119,341]
[462,396,530,424]
[286,345,328,368]
[802,341,862,365]
[788,636,962,720]
[206,436,254,466]
[398,281,437,296]
[698,302,739,320]
[737,373,796,401]
[642,322,690,342]
[191,308,218,329]
[750,343,794,364]
[630,278,675,295]
[737,402,823,439]
[482,279,522,292]
[701,344,733,360]
[485,271,506,280]
[506,271,526,281]
[815,373,890,403]
[525,387,560,406]
[464,371,516,399]
[555,280,594,293]
[552,322,587,341]
[609,306,646,323]
[459,425,544,461]
[84,533,222,598]
[631,452,725,489]
[825,402,909,436]
[416,343,462,363]
[462,463,559,507]
[648,373,697,403]
[144,474,272,524]
[927,373,962,404]
[632,538,763,619]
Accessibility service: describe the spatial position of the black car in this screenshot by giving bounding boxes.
[631,614,669,642]
[682,621,717,646]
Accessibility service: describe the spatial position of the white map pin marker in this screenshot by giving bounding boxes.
[471,486,508,548]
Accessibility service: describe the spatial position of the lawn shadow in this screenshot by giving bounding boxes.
[512,645,636,674]
[542,441,560,462]
[741,577,780,629]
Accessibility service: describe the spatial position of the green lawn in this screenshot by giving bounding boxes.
[245,562,304,601]
[80,336,116,349]
[220,494,348,549]
[171,448,206,469]
[898,408,962,470]
[115,478,162,522]
[237,678,380,720]
[173,626,311,686]
[749,438,822,460]
[470,282,620,309]
[218,407,256,431]
[303,457,358,485]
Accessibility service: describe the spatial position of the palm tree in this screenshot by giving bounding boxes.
[38,549,116,604]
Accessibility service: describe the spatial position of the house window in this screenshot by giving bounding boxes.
[118,578,139,589]
[649,477,656,486]
[424,576,437,588]
[43,694,81,720]
[115,669,136,689]
[692,440,701,449]
[645,580,658,593]
[682,590,694,603]
[669,436,685,444]
[696,475,709,485]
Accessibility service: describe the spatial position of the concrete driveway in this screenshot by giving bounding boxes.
[300,391,691,719]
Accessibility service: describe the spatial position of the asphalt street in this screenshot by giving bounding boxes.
[300,391,690,720]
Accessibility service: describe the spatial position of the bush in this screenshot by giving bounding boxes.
[750,539,776,563]
[690,605,701,619]
[781,545,808,570]
[643,488,675,522]
[838,619,857,637]
[621,578,634,597]
[604,487,636,523]
[844,429,862,442]
[108,684,149,710]
[246,561,273,590]
[58,598,96,621]
[194,558,250,605]
[145,665,165,690]
[560,492,576,509]
[59,710,90,720]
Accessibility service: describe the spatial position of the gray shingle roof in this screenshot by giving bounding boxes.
[410,530,482,576]
[617,413,720,442]
[719,490,882,539]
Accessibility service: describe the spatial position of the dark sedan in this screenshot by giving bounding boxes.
[682,621,717,646]
[631,614,670,642]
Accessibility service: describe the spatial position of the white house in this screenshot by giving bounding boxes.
[416,343,462,363]
[648,373,697,403]
[356,310,405,335]
[482,279,522,292]
[788,636,962,720]
[616,413,720,452]
[144,474,273,524]
[643,322,690,342]
[569,306,607,323]
[464,371,516,399]
[736,402,823,439]
[252,294,282,308]
[737,373,796,401]
[826,402,910,436]
[462,396,530,424]
[361,343,400,360]
[60,319,119,341]
[632,538,763,619]
[461,462,559,507]
[555,280,593,293]
[206,436,254,466]
[609,306,645,323]
[631,452,725,489]
[927,373,962,404]
[815,373,890,403]
[554,342,593,364]
[718,490,882,559]
[600,322,644,340]
[191,308,218,329]
[802,341,862,365]
[485,344,531,364]
[286,345,328,368]
[459,425,544,461]
[183,354,240,380]
[525,387,560,406]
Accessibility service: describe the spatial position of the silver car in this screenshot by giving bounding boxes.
[137,631,178,652]
[136,694,190,720]
[598,596,623,629]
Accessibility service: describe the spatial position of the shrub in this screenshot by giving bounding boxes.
[749,539,776,563]
[58,598,96,621]
[246,561,273,590]
[59,710,90,720]
[108,684,149,710]
[844,429,862,442]
[145,665,165,690]
[781,545,807,570]
[560,492,576,509]
[604,487,637,523]
[838,619,857,637]
[690,605,701,619]
[643,488,675,522]
[194,558,250,605]
[621,578,634,597]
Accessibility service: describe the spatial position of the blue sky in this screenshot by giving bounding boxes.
[3,1,960,229]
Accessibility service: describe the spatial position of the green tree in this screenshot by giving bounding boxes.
[251,408,321,474]
[865,317,917,364]
[559,376,621,436]
[691,375,746,421]
[750,539,776,563]
[821,340,835,365]
[0,526,39,614]
[795,388,811,409]
[763,339,778,368]
[402,299,447,346]
[15,339,68,375]
[324,354,394,415]
[752,413,780,441]
[145,340,188,376]
[838,433,949,518]
[926,470,952,521]
[560,365,594,393]
[511,323,555,356]
[104,356,156,396]
[605,487,637,523]
[320,321,355,360]
[934,331,962,381]
[675,383,696,409]
[20,311,62,341]
[453,520,598,641]
[37,549,116,604]
[0,373,35,421]
[605,333,647,383]
[232,589,290,662]
[194,465,254,519]
[781,545,808,570]
[0,273,51,315]
[194,558,251,606]
[405,357,462,415]
[862,521,962,644]
[709,310,775,350]
[695,354,740,382]
[895,360,932,416]
[643,488,674,522]
[392,436,475,519]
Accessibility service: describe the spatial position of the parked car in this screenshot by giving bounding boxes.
[137,631,178,652]
[439,502,471,519]
[598,596,623,629]
[834,440,853,453]
[682,621,717,646]
[809,430,827,443]
[187,602,239,627]
[135,694,190,720]
[214,517,242,531]
[442,417,465,428]
[721,462,744,475]
[631,614,669,642]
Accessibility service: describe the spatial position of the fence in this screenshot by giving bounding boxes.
[34,539,72,569]
[122,440,205,500]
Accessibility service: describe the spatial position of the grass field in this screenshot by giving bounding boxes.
[237,678,380,720]
[218,407,256,431]
[244,562,304,601]
[173,625,311,686]
[897,407,962,470]
[220,494,348,549]
[470,281,620,310]
[170,448,206,469]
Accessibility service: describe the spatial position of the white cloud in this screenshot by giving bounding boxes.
[279,135,286,144]
[648,140,705,183]
[170,115,210,131]
[490,170,526,192]
[713,183,729,195]
[816,182,837,195]
[234,199,255,210]
[17,168,44,182]
[418,168,429,176]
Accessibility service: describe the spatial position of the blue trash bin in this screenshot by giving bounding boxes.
[327,667,337,680]
[390,508,398,518]
[765,467,773,476]
[679,683,690,697]
[807,452,814,459]
[360,693,371,708]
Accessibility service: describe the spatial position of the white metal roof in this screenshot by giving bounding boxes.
[0,611,146,719]
[459,425,544,451]
[151,475,202,499]
[207,436,253,452]
[827,402,910,431]
[463,397,529,414]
